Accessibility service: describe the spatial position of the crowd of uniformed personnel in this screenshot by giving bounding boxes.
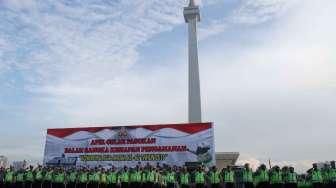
[0,161,335,188]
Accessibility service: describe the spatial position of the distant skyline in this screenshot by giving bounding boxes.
[0,0,335,172]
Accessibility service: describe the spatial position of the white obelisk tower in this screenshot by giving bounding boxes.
[184,0,202,123]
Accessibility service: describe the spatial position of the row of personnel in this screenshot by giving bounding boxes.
[0,162,335,188]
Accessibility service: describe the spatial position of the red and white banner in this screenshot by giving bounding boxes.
[44,122,215,168]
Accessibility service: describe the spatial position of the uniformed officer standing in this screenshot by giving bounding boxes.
[77,168,88,188]
[34,166,44,188]
[0,167,4,188]
[87,169,95,188]
[209,166,221,188]
[179,166,190,188]
[154,168,161,188]
[146,166,156,188]
[119,166,129,188]
[92,168,101,188]
[243,163,254,188]
[141,167,147,188]
[327,161,336,188]
[54,168,66,188]
[25,166,34,188]
[166,167,176,188]
[195,166,206,188]
[129,168,138,188]
[281,167,289,188]
[223,166,235,188]
[297,175,311,188]
[107,167,118,188]
[4,166,15,188]
[322,164,330,187]
[310,164,323,188]
[256,164,269,188]
[287,167,297,188]
[100,168,108,188]
[67,168,78,188]
[269,166,283,188]
[43,167,53,188]
[162,168,170,188]
[15,169,25,188]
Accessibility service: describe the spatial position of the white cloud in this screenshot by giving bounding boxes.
[232,0,297,24]
[199,20,228,40]
[0,0,37,11]
[0,0,189,87]
[199,0,298,40]
[199,0,336,164]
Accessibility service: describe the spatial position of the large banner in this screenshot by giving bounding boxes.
[44,122,215,168]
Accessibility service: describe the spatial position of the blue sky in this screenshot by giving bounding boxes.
[0,0,336,172]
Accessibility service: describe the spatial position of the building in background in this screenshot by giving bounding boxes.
[216,152,240,169]
[0,156,8,168]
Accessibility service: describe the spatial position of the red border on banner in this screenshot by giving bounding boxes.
[47,122,212,138]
